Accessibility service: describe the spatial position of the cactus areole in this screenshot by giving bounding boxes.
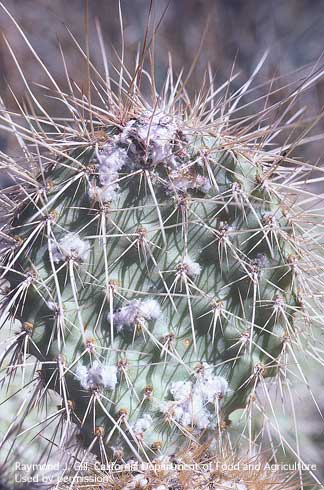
[0,102,310,462]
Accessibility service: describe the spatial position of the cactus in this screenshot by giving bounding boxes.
[0,7,323,489]
[0,105,318,457]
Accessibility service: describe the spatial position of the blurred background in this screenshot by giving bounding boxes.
[0,0,324,481]
[0,0,324,146]
[0,0,323,187]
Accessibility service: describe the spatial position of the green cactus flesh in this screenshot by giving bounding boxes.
[1,110,302,461]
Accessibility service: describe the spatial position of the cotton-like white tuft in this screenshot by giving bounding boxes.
[196,362,228,402]
[200,376,228,403]
[112,300,142,332]
[169,171,211,194]
[169,172,192,193]
[139,299,161,320]
[163,365,228,430]
[124,474,148,490]
[112,298,161,332]
[51,233,90,263]
[165,380,210,429]
[172,404,185,421]
[75,364,88,388]
[132,413,153,435]
[121,110,179,165]
[97,143,129,186]
[88,182,118,203]
[194,175,211,193]
[91,140,130,203]
[93,110,191,205]
[170,380,192,402]
[100,365,118,390]
[182,255,201,276]
[75,361,117,391]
